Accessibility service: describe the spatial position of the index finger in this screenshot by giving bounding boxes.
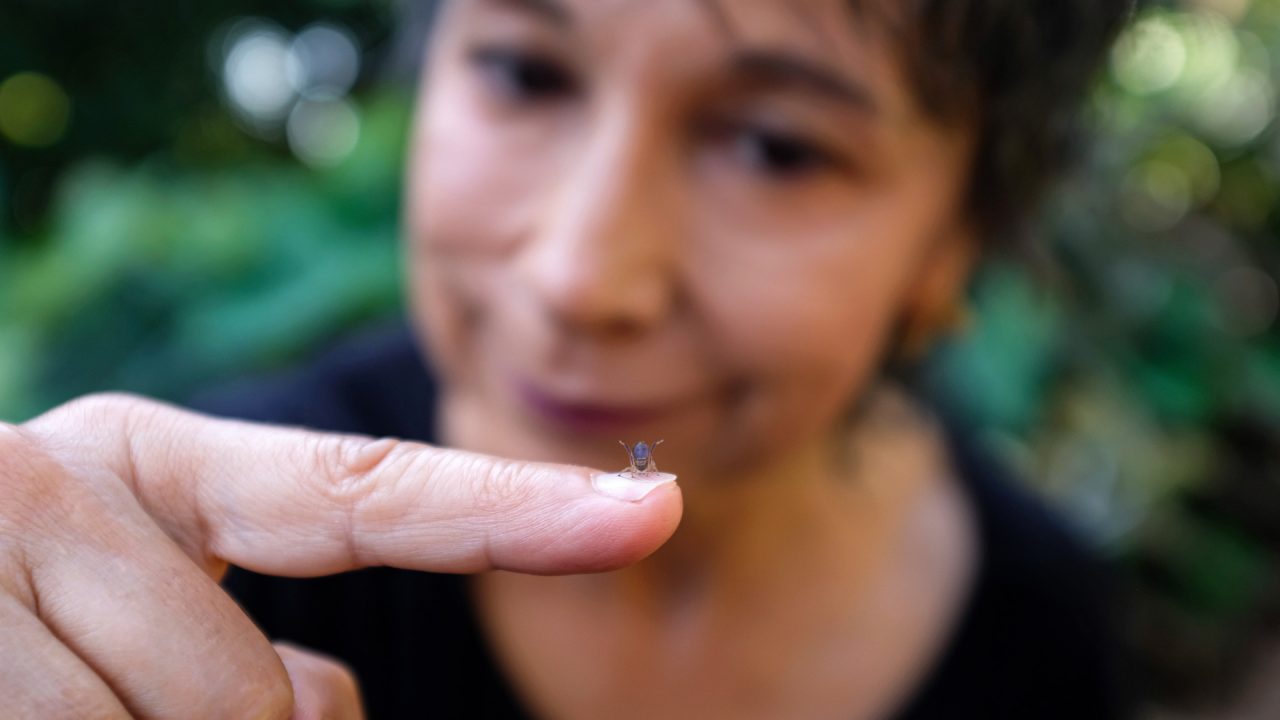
[31,394,683,577]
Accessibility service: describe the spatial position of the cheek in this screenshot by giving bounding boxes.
[405,79,563,381]
[686,213,922,456]
[409,95,550,255]
[693,219,907,378]
[404,125,503,391]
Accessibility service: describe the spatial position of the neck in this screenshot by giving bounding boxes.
[616,388,943,605]
[625,432,846,590]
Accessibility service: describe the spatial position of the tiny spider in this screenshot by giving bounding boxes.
[618,439,664,477]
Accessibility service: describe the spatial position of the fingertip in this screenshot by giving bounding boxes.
[628,479,684,560]
[556,476,684,572]
[275,643,364,720]
[591,471,679,502]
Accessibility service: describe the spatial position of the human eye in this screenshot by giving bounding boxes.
[703,116,846,181]
[735,125,840,178]
[467,45,577,103]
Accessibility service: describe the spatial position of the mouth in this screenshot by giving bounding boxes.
[511,377,685,435]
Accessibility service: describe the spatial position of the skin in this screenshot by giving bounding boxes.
[410,0,978,481]
[0,0,983,716]
[0,395,679,718]
[406,0,980,716]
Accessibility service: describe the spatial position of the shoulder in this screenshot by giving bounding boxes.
[948,427,1104,611]
[185,319,439,441]
[903,410,1135,719]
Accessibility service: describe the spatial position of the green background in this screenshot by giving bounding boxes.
[2,0,1278,714]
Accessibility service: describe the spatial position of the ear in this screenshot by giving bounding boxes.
[897,224,981,361]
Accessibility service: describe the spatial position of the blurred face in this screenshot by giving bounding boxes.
[405,0,976,479]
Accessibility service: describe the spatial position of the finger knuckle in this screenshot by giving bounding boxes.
[41,392,150,431]
[25,393,168,485]
[219,653,296,720]
[316,654,360,695]
[0,423,69,534]
[309,435,407,506]
[232,682,295,720]
[469,457,542,518]
[35,682,130,720]
[0,419,36,462]
[277,642,359,689]
[304,434,418,559]
[0,421,34,474]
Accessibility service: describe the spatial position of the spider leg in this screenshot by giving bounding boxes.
[648,440,663,473]
[618,440,638,475]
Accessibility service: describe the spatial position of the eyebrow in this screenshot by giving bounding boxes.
[486,0,572,27]
[732,50,879,114]
[481,0,877,114]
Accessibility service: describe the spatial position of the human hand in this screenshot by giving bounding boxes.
[2,393,681,718]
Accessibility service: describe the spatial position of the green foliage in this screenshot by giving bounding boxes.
[0,91,410,420]
[922,1,1280,706]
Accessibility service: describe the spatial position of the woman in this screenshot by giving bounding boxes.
[1,0,1133,717]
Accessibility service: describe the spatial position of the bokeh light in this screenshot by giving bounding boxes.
[1150,133,1221,206]
[1191,67,1275,146]
[1121,159,1194,232]
[213,16,363,164]
[221,20,295,132]
[1188,0,1253,23]
[287,96,361,167]
[0,72,72,148]
[1175,12,1241,93]
[1112,14,1188,94]
[287,23,361,98]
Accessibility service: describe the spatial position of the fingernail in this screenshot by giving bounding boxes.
[592,472,678,502]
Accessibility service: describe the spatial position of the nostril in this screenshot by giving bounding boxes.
[545,289,653,339]
[528,254,671,338]
[594,315,650,342]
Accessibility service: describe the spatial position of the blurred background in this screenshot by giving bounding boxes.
[0,0,1277,716]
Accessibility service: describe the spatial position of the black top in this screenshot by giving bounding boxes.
[190,321,1133,720]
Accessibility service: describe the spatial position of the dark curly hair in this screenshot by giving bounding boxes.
[878,0,1137,243]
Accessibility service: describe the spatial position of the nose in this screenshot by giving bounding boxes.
[517,111,678,339]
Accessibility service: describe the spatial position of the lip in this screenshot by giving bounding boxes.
[512,377,682,434]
